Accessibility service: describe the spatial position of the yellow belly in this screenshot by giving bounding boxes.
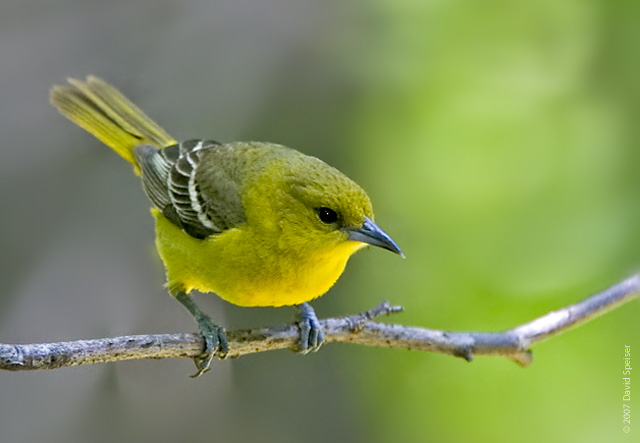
[152,209,364,307]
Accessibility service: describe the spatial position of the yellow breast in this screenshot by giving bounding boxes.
[152,209,364,307]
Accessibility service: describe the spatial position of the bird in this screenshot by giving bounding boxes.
[50,76,403,376]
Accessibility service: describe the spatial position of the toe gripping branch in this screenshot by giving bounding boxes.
[297,302,324,354]
[175,292,228,377]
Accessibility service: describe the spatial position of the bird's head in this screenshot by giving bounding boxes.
[252,152,403,258]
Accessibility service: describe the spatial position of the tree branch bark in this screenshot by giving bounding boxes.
[1,274,638,372]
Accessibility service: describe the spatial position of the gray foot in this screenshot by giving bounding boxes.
[297,302,324,354]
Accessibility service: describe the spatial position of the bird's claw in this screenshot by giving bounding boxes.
[297,302,324,354]
[191,316,228,378]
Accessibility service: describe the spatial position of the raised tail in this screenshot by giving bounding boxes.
[50,76,177,174]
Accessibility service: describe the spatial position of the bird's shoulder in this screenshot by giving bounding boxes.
[135,140,296,239]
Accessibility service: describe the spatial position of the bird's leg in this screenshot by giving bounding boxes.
[175,292,228,377]
[296,302,325,354]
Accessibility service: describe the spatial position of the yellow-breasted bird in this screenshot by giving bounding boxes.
[50,76,403,376]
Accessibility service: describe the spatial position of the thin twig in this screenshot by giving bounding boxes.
[1,274,638,372]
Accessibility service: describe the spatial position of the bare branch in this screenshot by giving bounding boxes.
[1,274,638,372]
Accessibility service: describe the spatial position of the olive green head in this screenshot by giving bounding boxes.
[248,150,402,257]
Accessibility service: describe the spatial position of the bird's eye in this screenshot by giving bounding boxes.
[316,207,339,224]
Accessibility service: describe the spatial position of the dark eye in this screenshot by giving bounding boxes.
[316,207,338,224]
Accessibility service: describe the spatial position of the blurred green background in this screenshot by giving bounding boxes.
[0,1,638,442]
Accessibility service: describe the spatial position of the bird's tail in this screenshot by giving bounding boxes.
[50,76,177,174]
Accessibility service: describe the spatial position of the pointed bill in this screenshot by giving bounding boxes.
[345,217,404,257]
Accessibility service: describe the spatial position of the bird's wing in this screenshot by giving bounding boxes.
[134,139,246,239]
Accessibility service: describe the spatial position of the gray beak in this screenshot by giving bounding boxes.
[345,216,404,257]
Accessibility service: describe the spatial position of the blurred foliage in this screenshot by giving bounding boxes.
[0,1,638,442]
[338,1,640,442]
